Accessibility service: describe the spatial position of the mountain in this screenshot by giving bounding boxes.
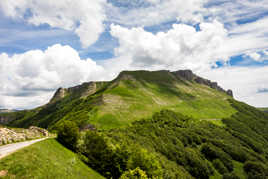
[1,70,236,130]
[1,69,268,178]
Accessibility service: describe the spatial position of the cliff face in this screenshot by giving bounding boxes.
[49,82,99,104]
[172,70,233,97]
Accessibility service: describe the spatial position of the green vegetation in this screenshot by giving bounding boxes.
[0,139,104,179]
[3,70,268,178]
[60,99,268,179]
[4,70,236,130]
[57,121,79,150]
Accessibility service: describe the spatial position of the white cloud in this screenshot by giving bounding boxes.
[110,20,229,71]
[106,0,207,27]
[244,52,261,62]
[0,0,106,48]
[199,66,268,107]
[0,44,105,109]
[207,0,268,27]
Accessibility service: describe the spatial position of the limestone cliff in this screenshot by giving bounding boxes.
[172,70,233,97]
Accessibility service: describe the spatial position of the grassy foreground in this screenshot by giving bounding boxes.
[0,139,104,179]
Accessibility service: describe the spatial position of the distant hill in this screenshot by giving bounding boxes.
[259,107,268,113]
[0,109,17,113]
[1,69,236,130]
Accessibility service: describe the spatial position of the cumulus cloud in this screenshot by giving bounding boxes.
[110,20,229,71]
[0,0,106,47]
[0,44,104,109]
[200,66,268,107]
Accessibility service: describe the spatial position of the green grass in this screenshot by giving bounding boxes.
[0,139,104,179]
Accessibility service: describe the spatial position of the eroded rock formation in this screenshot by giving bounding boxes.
[173,70,233,97]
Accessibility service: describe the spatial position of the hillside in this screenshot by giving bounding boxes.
[1,70,236,130]
[0,139,104,178]
[76,99,268,179]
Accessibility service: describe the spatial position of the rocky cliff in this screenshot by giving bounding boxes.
[172,70,233,97]
[49,82,102,104]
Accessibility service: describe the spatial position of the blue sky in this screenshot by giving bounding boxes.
[0,0,268,109]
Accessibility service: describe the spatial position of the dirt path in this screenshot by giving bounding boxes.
[0,138,48,159]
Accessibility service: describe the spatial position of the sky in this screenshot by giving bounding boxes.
[0,0,268,109]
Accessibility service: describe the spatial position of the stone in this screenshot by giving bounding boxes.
[227,89,233,97]
[173,70,196,81]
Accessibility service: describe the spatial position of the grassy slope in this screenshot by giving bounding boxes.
[0,139,104,179]
[90,71,236,129]
[6,70,236,130]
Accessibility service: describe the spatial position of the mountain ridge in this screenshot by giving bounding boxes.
[0,69,236,130]
[50,69,233,104]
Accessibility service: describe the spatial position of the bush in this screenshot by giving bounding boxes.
[244,161,266,179]
[120,168,148,179]
[183,148,213,179]
[127,148,163,178]
[201,143,233,172]
[57,120,79,150]
[212,159,228,174]
[82,131,128,179]
[222,172,240,179]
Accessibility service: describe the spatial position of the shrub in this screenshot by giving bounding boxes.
[201,143,233,172]
[212,159,228,174]
[222,172,240,179]
[127,148,163,178]
[183,148,213,179]
[120,168,148,179]
[82,131,128,179]
[57,120,79,150]
[244,161,266,179]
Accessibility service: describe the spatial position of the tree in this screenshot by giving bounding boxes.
[127,148,163,178]
[120,168,148,179]
[57,121,79,150]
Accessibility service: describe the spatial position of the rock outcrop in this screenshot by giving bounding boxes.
[29,126,49,137]
[173,70,233,97]
[49,82,98,104]
[49,87,66,104]
[0,126,48,145]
